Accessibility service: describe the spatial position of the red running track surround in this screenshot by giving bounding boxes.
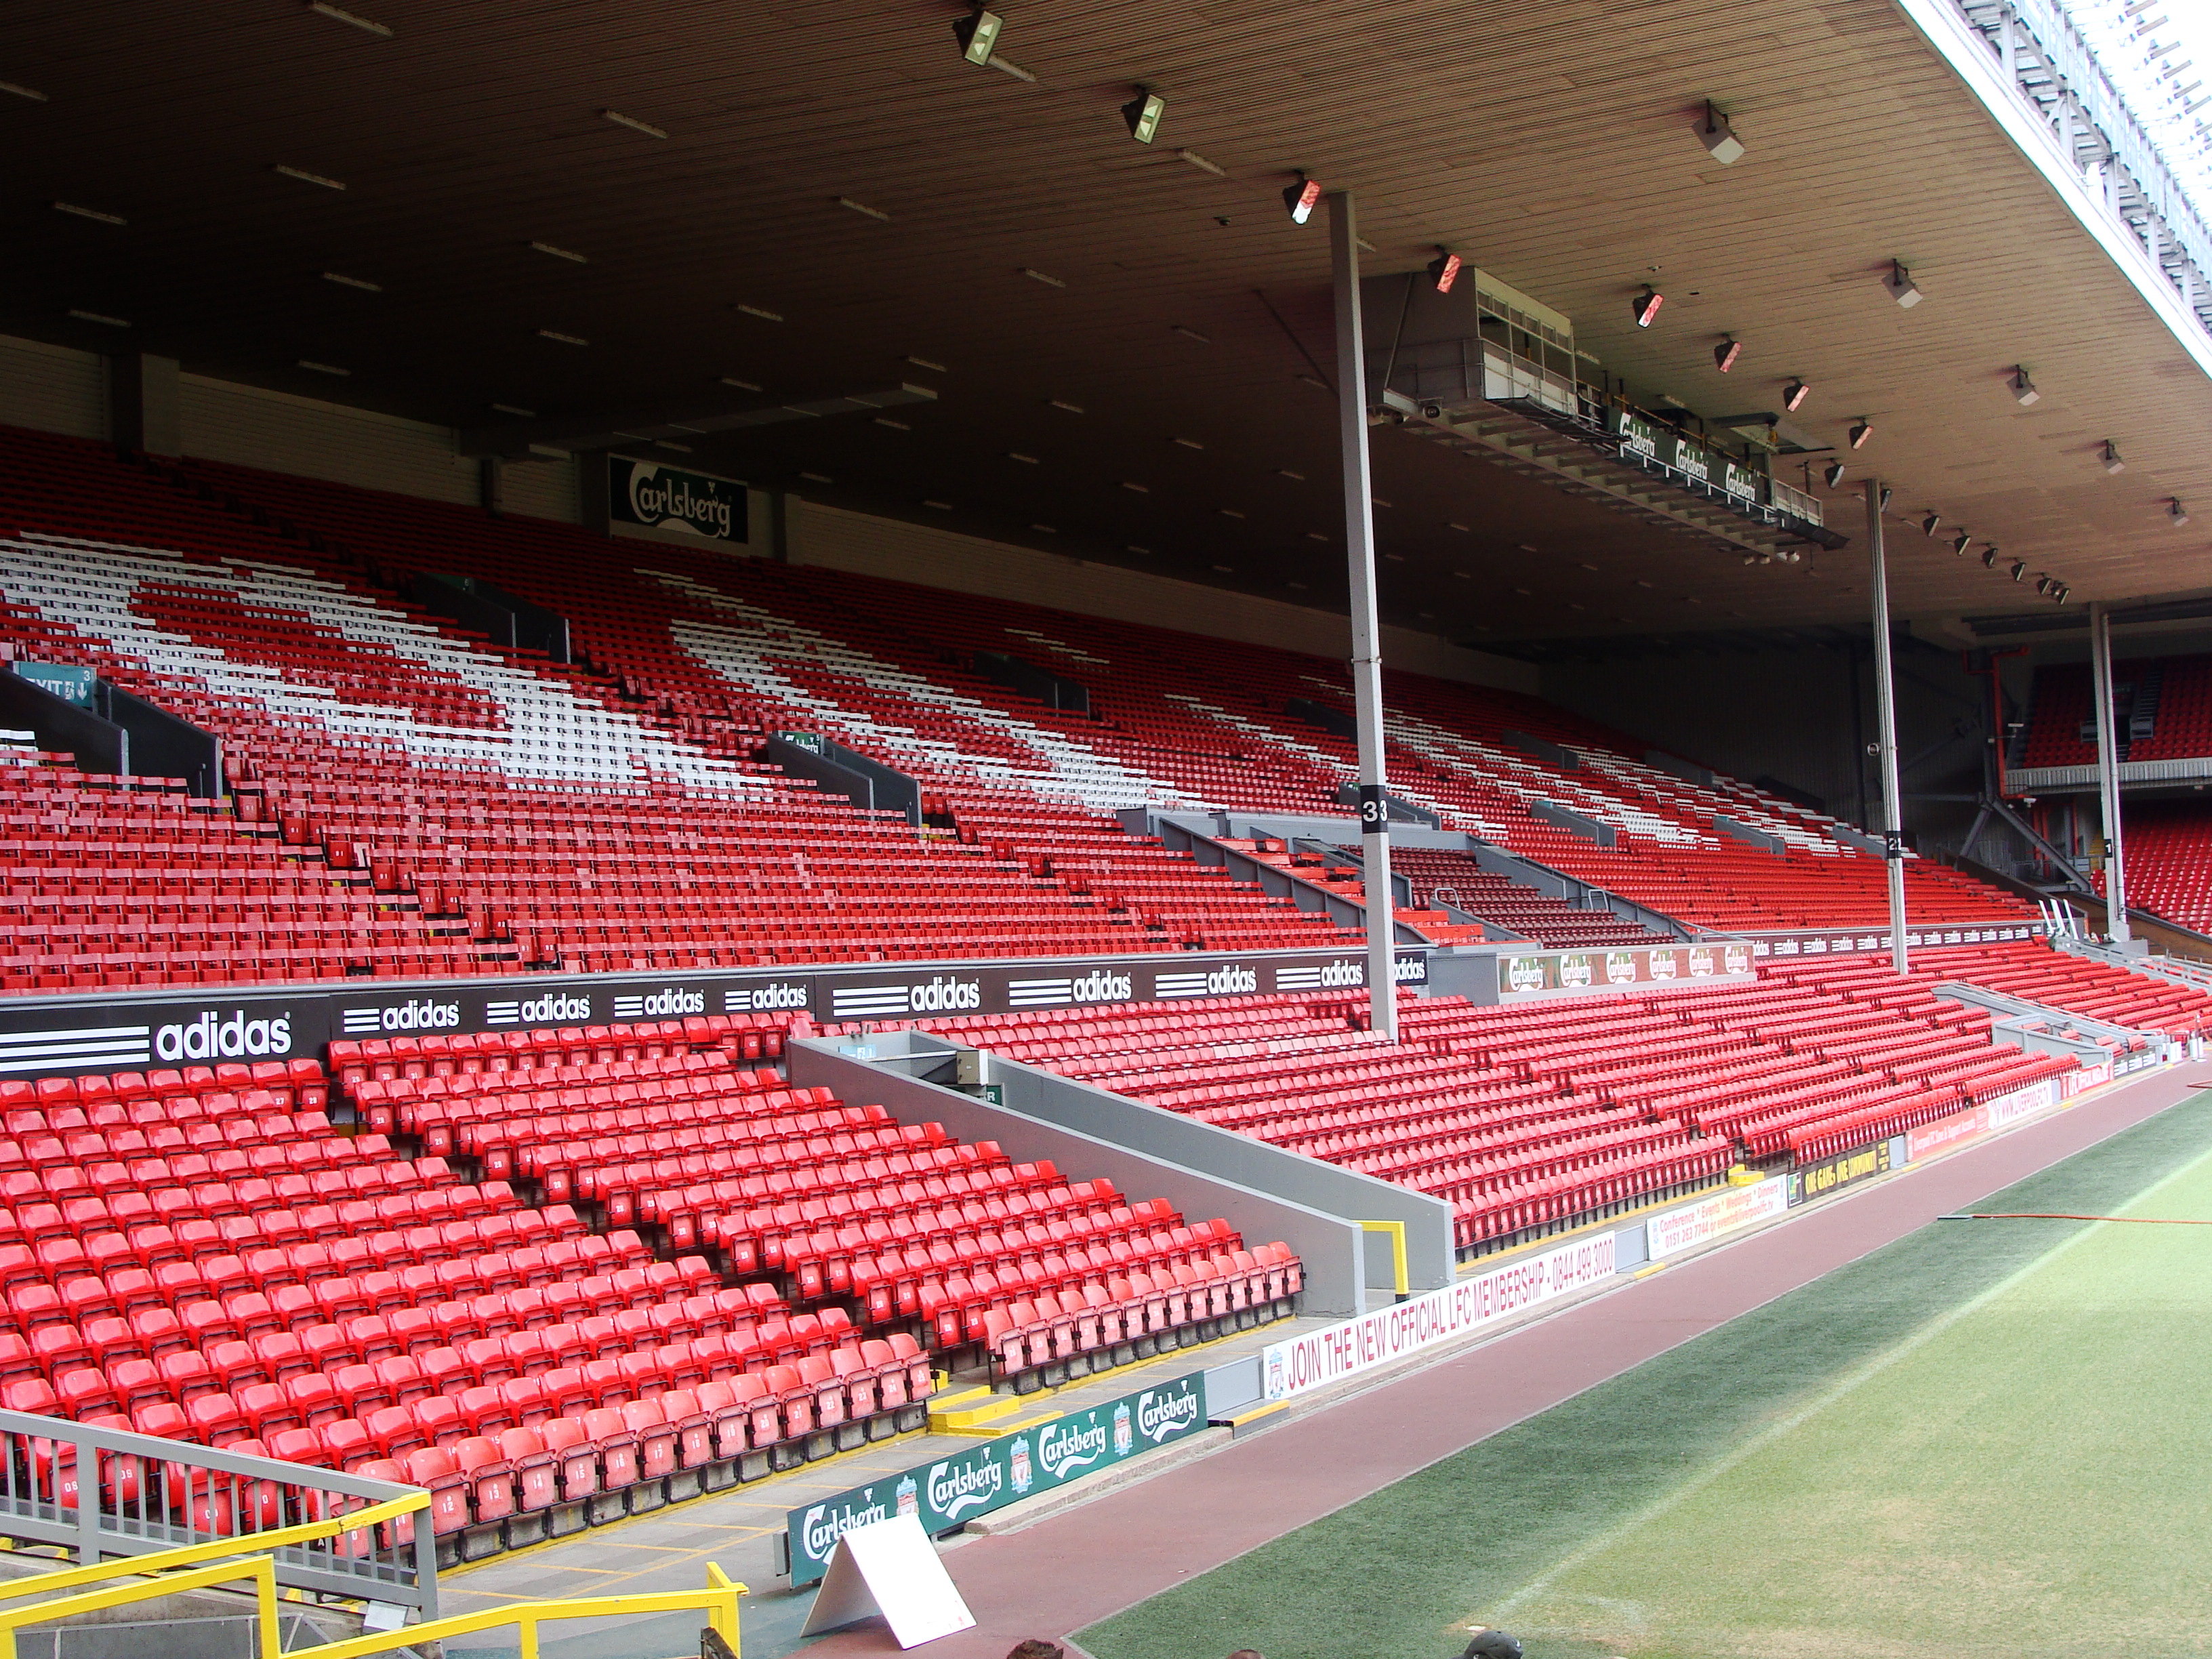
[0,426,2024,994]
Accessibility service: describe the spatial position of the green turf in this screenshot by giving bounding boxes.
[1076,1090,2212,1659]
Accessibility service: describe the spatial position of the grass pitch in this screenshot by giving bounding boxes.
[1075,1090,2212,1659]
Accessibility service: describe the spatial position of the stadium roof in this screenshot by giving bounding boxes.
[5,0,2212,647]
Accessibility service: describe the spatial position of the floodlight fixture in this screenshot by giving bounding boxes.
[1823,461,1846,487]
[1713,336,1742,373]
[1632,285,1663,327]
[1881,259,1923,308]
[2103,440,2125,474]
[1921,512,1942,536]
[1122,89,1166,144]
[2055,585,2070,604]
[1284,177,1322,224]
[953,7,1003,64]
[1982,544,1999,568]
[1952,527,1972,554]
[2010,560,2028,581]
[1879,486,1893,512]
[2036,575,2053,595]
[1429,248,1462,293]
[1698,101,1746,165]
[2012,365,2040,406]
[2171,496,2192,527]
[1783,377,1810,411]
[1849,418,1873,449]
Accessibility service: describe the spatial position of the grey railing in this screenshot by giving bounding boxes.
[0,1410,436,1619]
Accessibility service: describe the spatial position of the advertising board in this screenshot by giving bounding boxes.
[0,943,1427,1078]
[1787,1139,1890,1206]
[1260,1231,1617,1403]
[785,1372,1206,1585]
[1645,1176,1788,1259]
[1496,941,1752,1000]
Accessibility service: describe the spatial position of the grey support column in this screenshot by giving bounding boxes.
[1866,480,1908,972]
[2088,600,2131,944]
[108,353,181,457]
[1328,190,1397,1040]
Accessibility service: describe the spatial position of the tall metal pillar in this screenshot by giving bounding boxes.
[1865,481,1909,972]
[2089,601,2131,943]
[1328,190,1397,1040]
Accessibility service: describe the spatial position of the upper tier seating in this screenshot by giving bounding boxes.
[0,1012,1298,1549]
[2102,801,2212,934]
[2020,653,2212,769]
[0,426,2027,999]
[911,972,2077,1254]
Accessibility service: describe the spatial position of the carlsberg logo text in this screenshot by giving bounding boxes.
[909,977,981,1013]
[926,1458,1002,1517]
[1071,970,1133,1004]
[1037,1418,1107,1477]
[1206,965,1258,995]
[800,1500,885,1562]
[520,993,592,1024]
[629,468,734,538]
[1137,1388,1199,1441]
[156,1010,293,1062]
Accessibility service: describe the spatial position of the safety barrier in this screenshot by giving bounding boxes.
[0,1408,436,1617]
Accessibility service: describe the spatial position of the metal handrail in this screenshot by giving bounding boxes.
[0,1408,437,1618]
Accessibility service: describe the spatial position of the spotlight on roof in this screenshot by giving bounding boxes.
[1428,247,1462,293]
[2010,560,2028,581]
[2055,585,2070,604]
[1713,336,1742,373]
[952,7,1003,64]
[2171,496,2192,527]
[1881,259,1923,308]
[2102,440,2125,474]
[1879,486,1892,512]
[1848,418,1873,449]
[1121,88,1166,144]
[1697,100,1746,165]
[2036,575,2053,595]
[1823,461,1846,487]
[1982,544,1999,568]
[1921,512,1942,536]
[1631,285,1663,328]
[2012,365,2040,406]
[1284,176,1322,225]
[1952,527,1971,554]
[1782,378,1810,411]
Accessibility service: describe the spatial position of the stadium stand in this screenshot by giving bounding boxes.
[0,426,2030,1002]
[1908,940,2212,1036]
[2019,652,2212,769]
[0,1014,1296,1529]
[1385,846,1668,946]
[911,972,2078,1255]
[2104,800,2212,933]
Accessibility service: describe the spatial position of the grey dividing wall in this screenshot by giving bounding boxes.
[787,1031,1454,1313]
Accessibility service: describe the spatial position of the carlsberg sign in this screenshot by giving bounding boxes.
[608,455,747,544]
[783,1372,1206,1584]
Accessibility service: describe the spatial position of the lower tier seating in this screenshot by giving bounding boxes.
[0,1013,1300,1560]
[1910,939,2212,1036]
[909,973,2081,1254]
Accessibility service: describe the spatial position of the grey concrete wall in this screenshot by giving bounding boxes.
[788,1032,1454,1311]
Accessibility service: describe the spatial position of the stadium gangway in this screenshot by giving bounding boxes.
[0,1407,437,1619]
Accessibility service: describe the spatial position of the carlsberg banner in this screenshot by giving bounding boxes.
[608,455,748,544]
[785,1372,1206,1585]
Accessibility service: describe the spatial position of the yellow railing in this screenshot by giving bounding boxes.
[1359,1219,1410,1296]
[0,1494,744,1659]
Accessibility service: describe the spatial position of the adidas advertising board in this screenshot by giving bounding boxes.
[0,944,1428,1078]
[783,1373,1206,1585]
